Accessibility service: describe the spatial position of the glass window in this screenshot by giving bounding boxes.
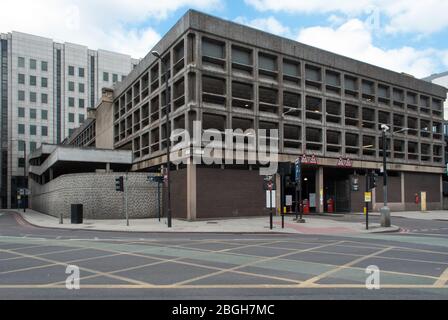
[30,108,36,119]
[30,59,37,70]
[68,97,75,107]
[68,81,75,92]
[41,126,48,136]
[258,53,277,72]
[41,110,48,120]
[202,38,225,59]
[68,129,74,137]
[79,98,85,108]
[79,67,85,78]
[18,107,25,117]
[69,113,75,123]
[30,75,36,86]
[18,124,25,134]
[30,92,37,103]
[18,57,25,68]
[18,158,25,168]
[18,90,25,101]
[41,77,48,88]
[78,83,85,93]
[113,74,118,83]
[79,114,85,123]
[30,142,37,152]
[18,74,25,85]
[232,46,252,65]
[41,61,48,71]
[18,140,26,152]
[68,66,75,76]
[30,125,37,135]
[103,72,109,82]
[41,93,48,104]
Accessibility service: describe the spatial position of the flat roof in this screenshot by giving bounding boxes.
[29,145,132,176]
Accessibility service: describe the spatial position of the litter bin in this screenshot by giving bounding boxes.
[71,204,83,224]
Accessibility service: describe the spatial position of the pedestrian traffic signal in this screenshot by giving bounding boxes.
[367,173,377,190]
[115,176,124,192]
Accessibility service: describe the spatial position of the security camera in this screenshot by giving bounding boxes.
[381,124,390,132]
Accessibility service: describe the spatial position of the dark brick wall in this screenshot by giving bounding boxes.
[404,172,441,210]
[196,167,266,219]
[375,174,402,203]
[169,169,188,219]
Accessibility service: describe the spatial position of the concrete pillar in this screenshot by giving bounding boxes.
[187,162,197,220]
[49,168,54,181]
[316,166,324,213]
[106,163,111,173]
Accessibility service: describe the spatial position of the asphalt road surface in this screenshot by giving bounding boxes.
[0,211,447,300]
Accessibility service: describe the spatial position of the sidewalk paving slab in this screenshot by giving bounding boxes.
[5,209,400,235]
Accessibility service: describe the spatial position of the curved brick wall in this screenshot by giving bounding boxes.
[29,173,162,219]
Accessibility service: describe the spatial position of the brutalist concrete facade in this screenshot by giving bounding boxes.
[76,10,447,219]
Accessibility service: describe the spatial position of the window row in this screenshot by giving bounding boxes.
[18,91,48,104]
[18,57,48,71]
[68,113,86,124]
[17,107,48,120]
[68,97,86,108]
[200,37,444,112]
[17,124,48,136]
[68,81,86,93]
[18,74,48,87]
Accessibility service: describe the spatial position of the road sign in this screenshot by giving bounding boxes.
[364,192,372,203]
[301,154,308,164]
[337,157,345,167]
[295,159,301,183]
[309,154,318,165]
[266,190,276,208]
[286,195,293,206]
[263,176,276,191]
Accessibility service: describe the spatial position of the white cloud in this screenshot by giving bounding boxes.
[0,0,222,58]
[245,0,448,34]
[234,16,291,37]
[297,19,444,78]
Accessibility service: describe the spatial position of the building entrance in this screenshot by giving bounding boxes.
[324,168,352,213]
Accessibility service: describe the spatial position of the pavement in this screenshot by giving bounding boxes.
[351,210,448,221]
[0,210,447,300]
[13,209,399,235]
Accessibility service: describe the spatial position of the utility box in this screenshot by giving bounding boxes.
[71,204,83,224]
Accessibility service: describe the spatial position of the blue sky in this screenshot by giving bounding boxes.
[1,0,448,78]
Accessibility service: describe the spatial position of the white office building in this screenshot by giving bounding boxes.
[0,31,138,208]
[424,72,448,120]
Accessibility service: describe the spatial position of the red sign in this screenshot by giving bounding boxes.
[345,158,353,167]
[337,157,353,167]
[300,154,318,165]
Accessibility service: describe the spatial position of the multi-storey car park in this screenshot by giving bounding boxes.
[0,31,139,209]
[57,10,447,220]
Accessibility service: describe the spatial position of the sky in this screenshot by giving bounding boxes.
[1,0,448,79]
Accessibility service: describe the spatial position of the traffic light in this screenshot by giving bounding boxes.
[367,173,377,190]
[115,176,124,192]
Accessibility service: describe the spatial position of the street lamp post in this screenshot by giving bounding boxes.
[380,126,410,228]
[152,51,172,228]
[380,124,390,227]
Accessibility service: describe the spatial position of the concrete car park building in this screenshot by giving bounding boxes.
[0,31,139,209]
[59,10,446,220]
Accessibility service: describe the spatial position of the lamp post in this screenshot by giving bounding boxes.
[380,124,391,227]
[152,50,172,228]
[380,126,410,227]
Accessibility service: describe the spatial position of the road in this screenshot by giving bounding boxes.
[0,211,447,300]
